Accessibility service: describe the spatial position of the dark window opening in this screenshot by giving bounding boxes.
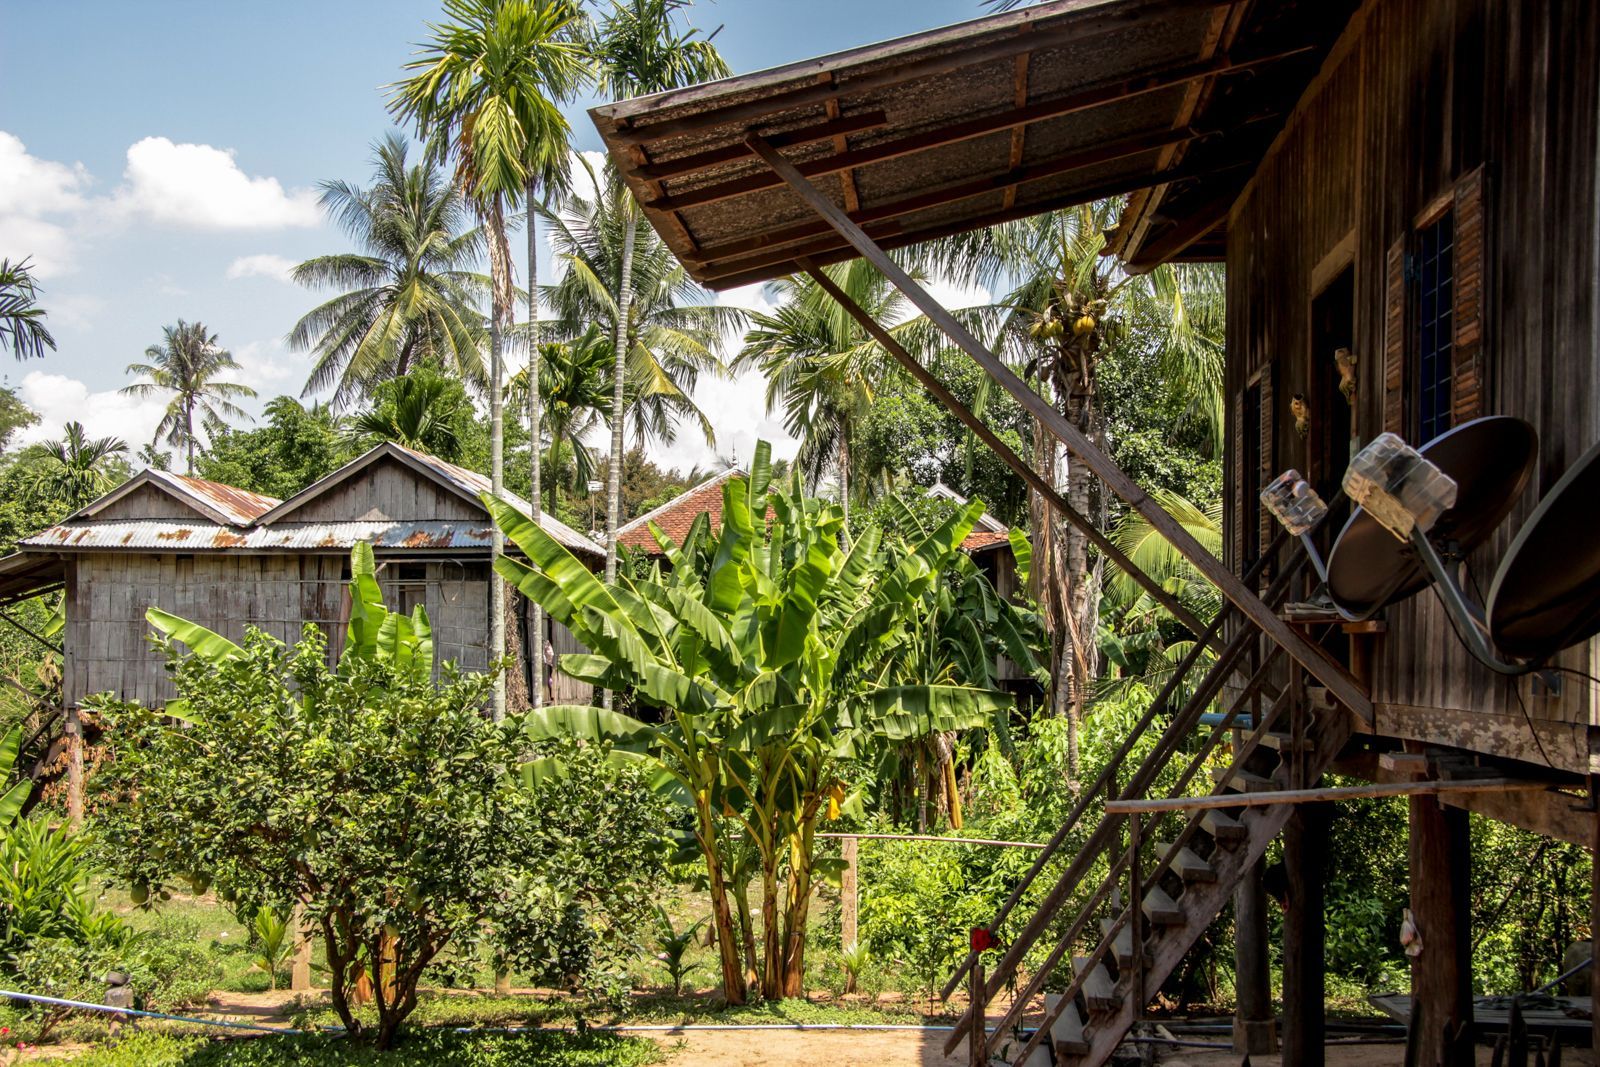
[1414,210,1455,444]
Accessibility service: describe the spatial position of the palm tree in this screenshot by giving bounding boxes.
[0,259,55,360]
[736,260,918,518]
[38,422,127,510]
[121,321,257,474]
[289,134,491,407]
[586,0,730,594]
[390,0,590,719]
[923,199,1225,775]
[540,162,734,458]
[509,325,611,511]
[344,368,468,460]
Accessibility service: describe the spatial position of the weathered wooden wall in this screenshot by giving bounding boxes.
[1224,0,1600,770]
[278,457,481,523]
[91,484,214,523]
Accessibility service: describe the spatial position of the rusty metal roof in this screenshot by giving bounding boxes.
[20,443,604,559]
[590,0,1357,283]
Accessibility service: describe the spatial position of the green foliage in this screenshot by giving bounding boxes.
[651,904,702,995]
[198,397,352,500]
[57,1029,662,1067]
[345,364,475,461]
[121,320,256,473]
[0,385,38,453]
[0,257,56,360]
[93,546,659,1048]
[250,906,292,991]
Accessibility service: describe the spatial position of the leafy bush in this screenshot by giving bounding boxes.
[57,1029,662,1066]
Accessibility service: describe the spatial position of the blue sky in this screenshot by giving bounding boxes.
[0,0,989,472]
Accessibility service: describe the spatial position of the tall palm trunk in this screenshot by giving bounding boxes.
[526,179,545,707]
[486,200,513,721]
[837,435,850,524]
[184,398,196,474]
[602,204,637,710]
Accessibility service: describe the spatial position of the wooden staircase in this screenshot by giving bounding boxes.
[943,543,1367,1067]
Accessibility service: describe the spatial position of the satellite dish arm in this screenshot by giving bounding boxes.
[1408,527,1532,676]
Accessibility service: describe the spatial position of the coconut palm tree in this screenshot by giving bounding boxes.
[289,134,490,407]
[922,199,1225,775]
[736,260,921,518]
[390,0,590,719]
[37,422,127,510]
[0,259,55,361]
[586,0,729,592]
[508,325,611,511]
[540,162,735,452]
[121,321,256,474]
[344,367,469,460]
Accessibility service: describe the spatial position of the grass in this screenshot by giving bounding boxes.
[29,1029,662,1066]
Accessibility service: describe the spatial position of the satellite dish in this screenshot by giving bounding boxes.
[1486,437,1600,660]
[1326,416,1538,618]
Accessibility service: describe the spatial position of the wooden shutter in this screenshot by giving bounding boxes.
[1257,366,1275,560]
[1232,389,1245,568]
[1383,236,1408,434]
[1451,167,1486,422]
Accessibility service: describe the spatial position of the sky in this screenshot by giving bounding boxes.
[0,0,992,475]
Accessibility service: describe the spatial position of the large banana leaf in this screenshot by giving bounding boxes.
[860,685,1012,741]
[146,607,242,665]
[518,704,658,753]
[484,494,630,631]
[1007,527,1033,590]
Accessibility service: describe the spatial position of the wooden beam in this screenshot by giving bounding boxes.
[604,0,1236,147]
[1123,186,1239,272]
[1233,857,1277,1054]
[1409,747,1475,1067]
[1104,777,1552,813]
[752,133,1372,719]
[1003,52,1031,211]
[653,47,1311,213]
[1282,802,1334,1067]
[689,119,1250,269]
[823,95,862,213]
[700,154,1256,289]
[801,261,1216,644]
[816,831,1046,849]
[629,110,888,182]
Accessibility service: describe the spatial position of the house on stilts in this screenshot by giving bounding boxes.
[587,0,1600,1062]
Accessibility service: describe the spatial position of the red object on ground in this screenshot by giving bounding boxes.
[970,928,995,952]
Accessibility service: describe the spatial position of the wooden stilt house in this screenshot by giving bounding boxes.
[587,0,1600,1063]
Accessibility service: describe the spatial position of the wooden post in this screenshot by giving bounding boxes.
[1409,770,1474,1067]
[1234,856,1277,1054]
[840,835,859,952]
[65,706,83,828]
[1590,776,1599,1056]
[290,904,313,992]
[969,956,985,1067]
[1283,801,1334,1066]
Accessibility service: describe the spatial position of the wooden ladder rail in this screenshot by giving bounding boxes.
[1004,669,1305,1063]
[938,533,1288,1006]
[944,550,1306,1054]
[977,650,1296,1060]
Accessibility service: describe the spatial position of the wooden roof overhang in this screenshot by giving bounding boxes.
[591,0,1358,286]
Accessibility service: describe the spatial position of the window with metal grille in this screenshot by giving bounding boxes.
[1414,210,1455,443]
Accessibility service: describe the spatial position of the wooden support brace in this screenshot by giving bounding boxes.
[754,135,1372,720]
[1105,777,1553,814]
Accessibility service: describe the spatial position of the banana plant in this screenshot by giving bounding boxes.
[146,543,433,683]
[485,441,1012,1002]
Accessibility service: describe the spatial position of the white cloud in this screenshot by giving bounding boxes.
[0,131,92,275]
[110,136,320,231]
[232,338,312,397]
[13,370,169,452]
[226,253,297,283]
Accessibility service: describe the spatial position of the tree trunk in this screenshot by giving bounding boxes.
[760,839,783,999]
[732,870,760,989]
[779,818,817,998]
[485,200,513,721]
[697,802,747,1004]
[503,592,530,713]
[838,434,850,524]
[935,731,963,830]
[602,204,637,711]
[526,178,546,707]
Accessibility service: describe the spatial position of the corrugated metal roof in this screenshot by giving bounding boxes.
[158,471,280,524]
[18,517,598,556]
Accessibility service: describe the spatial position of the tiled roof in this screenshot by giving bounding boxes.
[960,530,1011,552]
[616,468,743,552]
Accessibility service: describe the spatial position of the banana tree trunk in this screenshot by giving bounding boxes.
[731,871,759,989]
[779,814,818,998]
[759,835,783,999]
[935,731,963,830]
[602,205,637,711]
[526,178,545,707]
[696,799,747,1005]
[485,200,513,721]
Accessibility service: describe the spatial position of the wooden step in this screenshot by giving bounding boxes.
[1305,684,1337,711]
[1141,885,1186,925]
[1210,766,1280,792]
[1098,917,1151,968]
[1261,729,1314,752]
[1044,993,1090,1057]
[1072,956,1120,1012]
[1201,808,1246,844]
[1155,841,1216,882]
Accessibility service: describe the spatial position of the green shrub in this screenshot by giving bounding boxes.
[53,1028,662,1066]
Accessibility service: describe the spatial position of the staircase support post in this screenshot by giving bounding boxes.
[968,957,985,1067]
[1233,856,1277,1054]
[1283,800,1334,1066]
[1408,751,1474,1067]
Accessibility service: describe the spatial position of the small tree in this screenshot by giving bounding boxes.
[90,544,652,1048]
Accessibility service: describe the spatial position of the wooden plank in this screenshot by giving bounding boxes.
[755,135,1372,719]
[1156,841,1216,882]
[1107,777,1552,814]
[659,47,1313,213]
[1283,802,1334,1067]
[630,110,888,182]
[1408,744,1475,1067]
[602,0,1237,145]
[1141,885,1185,925]
[1002,52,1031,212]
[1073,956,1119,1012]
[1043,993,1089,1057]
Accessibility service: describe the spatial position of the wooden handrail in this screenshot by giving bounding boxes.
[1106,778,1556,813]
